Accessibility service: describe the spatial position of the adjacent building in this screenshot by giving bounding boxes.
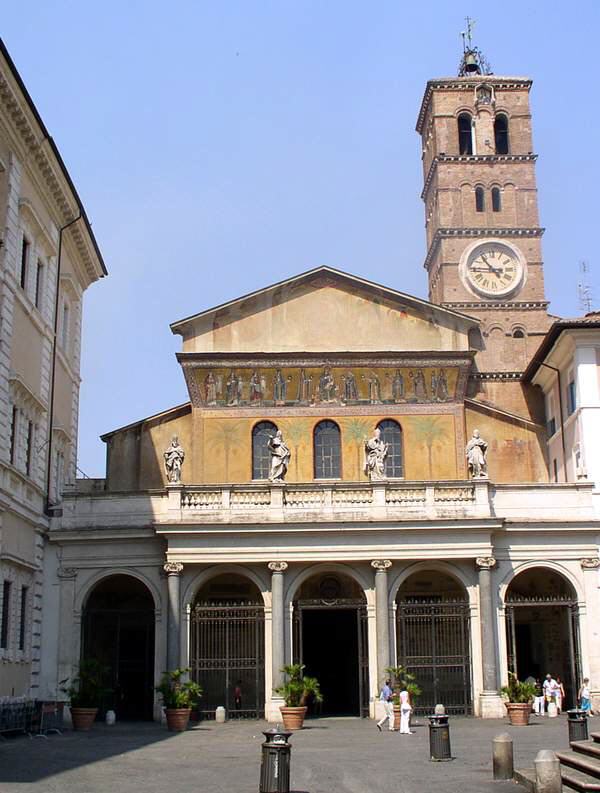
[0,40,106,697]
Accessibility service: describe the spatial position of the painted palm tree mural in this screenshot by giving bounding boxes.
[343,418,372,479]
[412,417,449,479]
[205,420,245,480]
[280,419,311,480]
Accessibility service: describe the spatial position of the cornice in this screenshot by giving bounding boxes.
[421,153,538,200]
[442,301,549,311]
[424,227,545,272]
[177,351,476,368]
[469,372,523,380]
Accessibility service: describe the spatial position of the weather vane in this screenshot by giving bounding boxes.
[461,17,475,52]
[457,17,492,76]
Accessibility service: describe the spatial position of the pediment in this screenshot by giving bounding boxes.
[171,267,478,354]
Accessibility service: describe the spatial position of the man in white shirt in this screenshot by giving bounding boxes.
[543,674,557,713]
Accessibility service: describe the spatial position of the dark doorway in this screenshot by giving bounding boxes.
[302,609,359,717]
[82,575,155,720]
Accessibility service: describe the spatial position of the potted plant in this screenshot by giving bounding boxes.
[275,664,323,730]
[63,659,112,731]
[386,666,422,730]
[155,668,202,731]
[501,672,536,726]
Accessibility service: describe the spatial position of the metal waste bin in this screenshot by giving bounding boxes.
[429,714,452,762]
[567,709,589,743]
[260,727,292,793]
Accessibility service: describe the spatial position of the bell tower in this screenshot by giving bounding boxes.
[416,42,552,373]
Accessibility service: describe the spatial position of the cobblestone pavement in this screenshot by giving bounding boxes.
[0,714,574,793]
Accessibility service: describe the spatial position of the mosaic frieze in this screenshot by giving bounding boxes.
[194,365,459,408]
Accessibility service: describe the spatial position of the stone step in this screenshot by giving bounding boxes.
[556,751,600,780]
[572,741,600,762]
[591,732,600,744]
[561,766,600,792]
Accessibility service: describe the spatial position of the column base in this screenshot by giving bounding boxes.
[265,696,286,723]
[479,690,506,719]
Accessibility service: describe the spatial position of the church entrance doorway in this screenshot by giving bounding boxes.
[82,574,155,720]
[396,571,472,715]
[505,567,581,708]
[190,573,265,719]
[292,573,368,717]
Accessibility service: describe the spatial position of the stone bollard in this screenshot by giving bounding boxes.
[215,706,226,723]
[492,733,513,780]
[534,750,561,793]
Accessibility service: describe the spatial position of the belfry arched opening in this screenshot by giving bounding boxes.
[292,571,368,717]
[505,567,581,706]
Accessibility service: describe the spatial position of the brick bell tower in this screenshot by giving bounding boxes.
[416,41,552,375]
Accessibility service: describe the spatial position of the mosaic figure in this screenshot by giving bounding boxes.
[342,371,358,402]
[297,369,313,402]
[249,370,263,403]
[364,373,381,404]
[226,370,242,406]
[410,369,427,400]
[319,367,336,402]
[204,372,217,405]
[392,369,404,401]
[273,369,287,402]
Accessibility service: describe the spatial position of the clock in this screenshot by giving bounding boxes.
[461,241,525,298]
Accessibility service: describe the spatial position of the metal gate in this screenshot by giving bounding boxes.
[293,600,370,718]
[190,602,265,719]
[396,600,472,715]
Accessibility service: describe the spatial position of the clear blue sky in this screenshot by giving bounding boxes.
[3,2,600,476]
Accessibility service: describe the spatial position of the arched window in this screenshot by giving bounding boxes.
[491,187,501,212]
[512,328,525,339]
[377,420,403,478]
[458,113,473,155]
[494,114,509,154]
[475,186,485,212]
[314,420,341,479]
[252,421,277,480]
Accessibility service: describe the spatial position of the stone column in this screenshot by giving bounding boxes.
[476,556,504,718]
[581,558,600,713]
[371,560,392,685]
[267,561,288,722]
[164,562,183,671]
[57,567,78,687]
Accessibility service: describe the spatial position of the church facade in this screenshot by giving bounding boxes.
[41,65,600,722]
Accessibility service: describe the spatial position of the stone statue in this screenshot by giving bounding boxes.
[364,427,388,481]
[466,429,488,478]
[164,436,185,483]
[268,430,291,482]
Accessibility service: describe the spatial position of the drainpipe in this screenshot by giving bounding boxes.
[535,360,567,482]
[44,214,81,515]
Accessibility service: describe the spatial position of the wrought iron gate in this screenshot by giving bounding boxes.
[293,600,370,718]
[190,602,265,719]
[396,600,472,715]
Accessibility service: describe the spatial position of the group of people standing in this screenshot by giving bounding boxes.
[376,679,413,734]
[532,674,594,716]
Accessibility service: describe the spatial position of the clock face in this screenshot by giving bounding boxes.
[464,242,524,298]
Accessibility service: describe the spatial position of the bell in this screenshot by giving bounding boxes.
[463,51,481,74]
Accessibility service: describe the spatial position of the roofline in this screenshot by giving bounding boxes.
[170,265,480,332]
[0,38,107,277]
[522,319,600,382]
[100,402,191,441]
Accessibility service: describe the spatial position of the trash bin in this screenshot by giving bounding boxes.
[259,727,292,793]
[567,709,589,743]
[429,714,453,762]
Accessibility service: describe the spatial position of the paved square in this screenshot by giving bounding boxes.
[0,715,573,792]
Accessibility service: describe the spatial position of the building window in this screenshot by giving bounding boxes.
[494,114,510,154]
[54,449,65,501]
[314,420,341,479]
[61,303,70,350]
[20,237,30,291]
[458,113,473,155]
[512,328,525,339]
[25,421,34,477]
[1,580,11,649]
[553,458,558,483]
[492,187,502,212]
[18,586,28,651]
[475,186,485,212]
[377,419,403,478]
[547,417,556,437]
[567,380,576,415]
[9,406,19,466]
[252,421,277,480]
[35,261,44,310]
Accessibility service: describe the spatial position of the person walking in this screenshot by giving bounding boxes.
[555,676,566,714]
[579,678,594,717]
[533,678,544,716]
[399,688,414,735]
[377,679,394,732]
[543,673,557,715]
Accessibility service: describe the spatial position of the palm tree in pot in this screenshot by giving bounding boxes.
[63,659,112,731]
[276,664,323,730]
[501,672,536,726]
[155,668,203,731]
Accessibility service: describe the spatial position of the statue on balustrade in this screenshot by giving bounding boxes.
[164,436,185,483]
[466,429,488,479]
[364,427,388,481]
[268,430,291,482]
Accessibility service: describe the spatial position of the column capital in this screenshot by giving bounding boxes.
[163,561,184,575]
[268,561,288,573]
[581,557,600,570]
[476,556,496,570]
[371,559,392,571]
[57,567,78,579]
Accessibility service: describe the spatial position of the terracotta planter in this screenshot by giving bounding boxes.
[279,705,307,730]
[506,702,531,726]
[70,707,98,731]
[165,708,191,731]
[393,704,401,731]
